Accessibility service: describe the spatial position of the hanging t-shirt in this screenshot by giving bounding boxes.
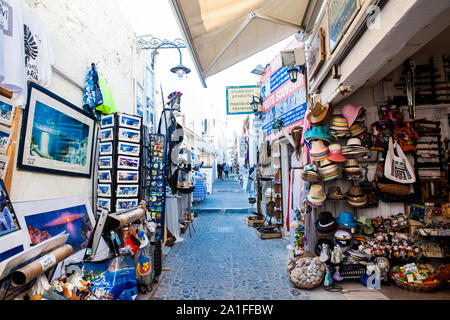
[22,9,54,87]
[0,0,26,94]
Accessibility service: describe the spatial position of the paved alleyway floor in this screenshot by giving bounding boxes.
[152,177,345,300]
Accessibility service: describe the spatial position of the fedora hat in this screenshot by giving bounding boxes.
[337,212,358,229]
[345,186,368,207]
[316,211,338,234]
[308,102,329,126]
[349,122,367,137]
[327,186,345,200]
[342,104,364,127]
[307,184,326,205]
[327,144,347,162]
[344,159,361,173]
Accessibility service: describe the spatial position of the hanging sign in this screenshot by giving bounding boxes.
[226,86,261,115]
[260,38,307,140]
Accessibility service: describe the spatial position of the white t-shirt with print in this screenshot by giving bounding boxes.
[22,8,54,87]
[0,0,26,94]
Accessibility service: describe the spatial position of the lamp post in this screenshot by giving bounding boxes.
[250,95,263,118]
[138,37,191,79]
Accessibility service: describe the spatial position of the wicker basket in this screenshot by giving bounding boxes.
[286,255,325,289]
[390,265,442,293]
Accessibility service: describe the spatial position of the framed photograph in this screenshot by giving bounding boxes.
[118,127,140,143]
[100,128,114,142]
[116,184,139,198]
[119,114,141,130]
[117,155,139,171]
[99,156,112,169]
[0,96,15,127]
[116,198,138,211]
[101,114,114,128]
[307,27,326,81]
[97,184,112,197]
[0,125,13,154]
[328,0,361,53]
[97,198,111,211]
[14,195,95,253]
[98,170,112,183]
[17,83,96,178]
[117,170,139,184]
[118,142,140,157]
[0,179,21,239]
[0,155,9,180]
[99,142,113,155]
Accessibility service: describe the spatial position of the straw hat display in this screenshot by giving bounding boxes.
[318,159,340,182]
[349,122,367,137]
[341,138,369,157]
[309,140,330,162]
[344,159,361,174]
[329,116,350,139]
[345,185,368,208]
[307,184,326,206]
[327,144,347,162]
[302,164,321,182]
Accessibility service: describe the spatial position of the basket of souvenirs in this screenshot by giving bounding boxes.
[287,255,326,289]
[390,263,442,292]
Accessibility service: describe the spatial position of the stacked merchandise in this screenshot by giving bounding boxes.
[141,131,167,236]
[97,113,143,214]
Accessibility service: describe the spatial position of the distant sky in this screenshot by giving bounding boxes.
[118,0,295,135]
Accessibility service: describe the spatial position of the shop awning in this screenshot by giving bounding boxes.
[170,0,323,87]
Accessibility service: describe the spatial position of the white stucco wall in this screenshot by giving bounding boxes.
[10,0,138,203]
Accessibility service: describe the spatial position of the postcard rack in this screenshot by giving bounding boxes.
[142,130,167,243]
[97,113,144,214]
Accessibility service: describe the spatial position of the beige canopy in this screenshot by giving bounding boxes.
[170,0,323,87]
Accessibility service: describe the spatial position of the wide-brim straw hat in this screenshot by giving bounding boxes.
[310,140,329,161]
[349,122,367,137]
[345,186,368,207]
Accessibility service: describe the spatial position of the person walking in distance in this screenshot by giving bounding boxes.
[217,163,223,180]
[223,163,229,179]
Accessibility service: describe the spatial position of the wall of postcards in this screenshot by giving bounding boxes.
[98,113,143,213]
[142,128,166,240]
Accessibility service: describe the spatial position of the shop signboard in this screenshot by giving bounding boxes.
[199,167,213,194]
[226,86,261,115]
[260,38,307,140]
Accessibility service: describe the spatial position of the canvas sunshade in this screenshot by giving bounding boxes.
[170,0,321,87]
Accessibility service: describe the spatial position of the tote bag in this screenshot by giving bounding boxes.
[384,137,415,184]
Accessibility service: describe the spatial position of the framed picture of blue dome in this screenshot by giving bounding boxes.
[17,82,96,178]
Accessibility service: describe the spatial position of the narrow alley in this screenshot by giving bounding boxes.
[152,177,343,300]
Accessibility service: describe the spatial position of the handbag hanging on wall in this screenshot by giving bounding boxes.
[384,137,416,184]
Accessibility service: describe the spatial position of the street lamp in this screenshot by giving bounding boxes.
[138,37,191,79]
[250,95,263,118]
[286,65,305,83]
